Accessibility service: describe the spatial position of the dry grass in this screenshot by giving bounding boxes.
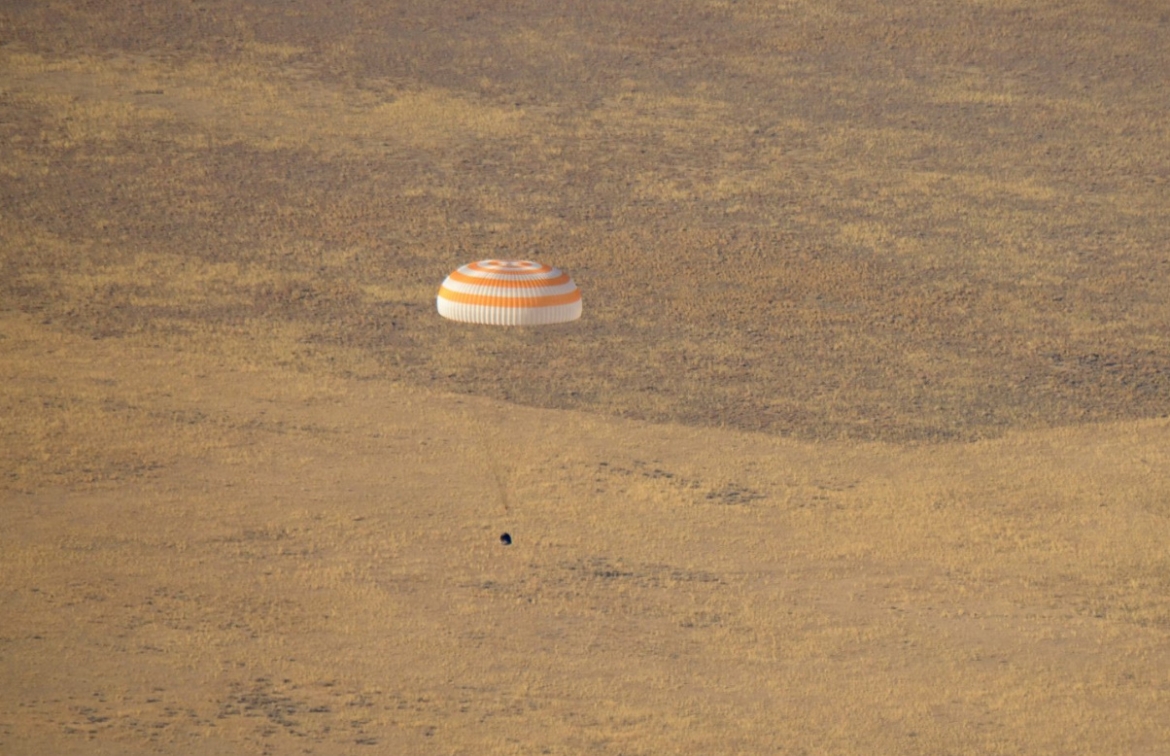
[5,0,1170,442]
[3,312,1169,755]
[3,0,1170,753]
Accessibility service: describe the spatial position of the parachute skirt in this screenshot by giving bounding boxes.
[436,297,582,326]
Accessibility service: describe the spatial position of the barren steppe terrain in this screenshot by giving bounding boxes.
[3,1,1170,754]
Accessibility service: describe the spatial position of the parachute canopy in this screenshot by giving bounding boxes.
[436,259,582,326]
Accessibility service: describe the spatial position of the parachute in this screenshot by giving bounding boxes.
[436,259,582,326]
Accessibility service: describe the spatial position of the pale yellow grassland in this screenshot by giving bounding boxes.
[3,312,1169,755]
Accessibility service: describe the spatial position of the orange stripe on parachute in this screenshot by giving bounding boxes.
[468,261,553,275]
[437,288,582,308]
[448,269,571,288]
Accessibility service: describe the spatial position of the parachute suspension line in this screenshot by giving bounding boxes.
[466,411,512,517]
[490,461,511,516]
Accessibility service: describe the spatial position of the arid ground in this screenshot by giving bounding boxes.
[3,1,1169,754]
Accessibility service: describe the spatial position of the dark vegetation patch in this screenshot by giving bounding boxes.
[3,0,1169,442]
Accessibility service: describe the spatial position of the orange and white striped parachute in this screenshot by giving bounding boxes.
[436,259,582,326]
